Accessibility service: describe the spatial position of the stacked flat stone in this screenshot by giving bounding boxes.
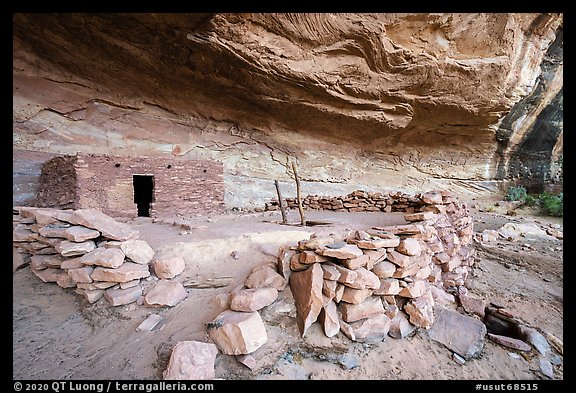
[265,189,466,215]
[12,207,157,307]
[206,263,287,357]
[274,190,477,341]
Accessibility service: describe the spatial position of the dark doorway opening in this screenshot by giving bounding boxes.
[133,175,154,217]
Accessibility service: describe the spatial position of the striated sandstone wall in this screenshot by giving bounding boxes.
[12,13,563,209]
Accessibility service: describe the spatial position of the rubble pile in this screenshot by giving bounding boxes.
[274,191,476,341]
[12,207,186,308]
[208,191,477,349]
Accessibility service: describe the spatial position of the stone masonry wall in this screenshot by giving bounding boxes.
[35,154,225,218]
[205,190,478,352]
[265,189,452,213]
[272,190,477,341]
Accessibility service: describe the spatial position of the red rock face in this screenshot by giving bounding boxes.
[12,13,563,208]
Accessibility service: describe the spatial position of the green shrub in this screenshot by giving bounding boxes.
[524,194,538,207]
[538,192,563,217]
[506,185,527,202]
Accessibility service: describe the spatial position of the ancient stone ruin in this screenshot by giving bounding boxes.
[205,190,476,356]
[13,207,188,308]
[35,154,225,218]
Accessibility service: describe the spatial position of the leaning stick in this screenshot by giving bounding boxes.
[291,161,306,226]
[274,180,288,224]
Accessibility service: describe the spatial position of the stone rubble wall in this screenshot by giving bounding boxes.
[281,190,476,341]
[265,189,457,213]
[12,207,186,308]
[207,190,477,353]
[34,154,226,218]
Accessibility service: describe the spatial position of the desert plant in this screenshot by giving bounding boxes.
[505,185,527,202]
[538,192,563,217]
[524,194,538,207]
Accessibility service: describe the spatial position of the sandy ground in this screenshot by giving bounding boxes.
[12,198,563,381]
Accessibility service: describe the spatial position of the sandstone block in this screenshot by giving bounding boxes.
[67,266,95,283]
[340,287,374,304]
[319,300,340,338]
[60,257,84,270]
[399,280,428,298]
[339,296,384,323]
[30,254,63,270]
[404,211,434,222]
[299,250,331,264]
[120,240,155,265]
[245,266,286,291]
[321,264,341,281]
[371,261,396,279]
[345,267,380,290]
[349,314,391,341]
[397,238,422,256]
[355,237,400,249]
[404,292,435,328]
[326,263,358,286]
[374,278,401,296]
[322,279,338,298]
[56,240,96,257]
[75,288,105,303]
[163,341,218,380]
[389,311,416,339]
[340,254,369,270]
[207,310,267,355]
[387,250,412,268]
[68,209,140,241]
[230,287,278,312]
[137,314,164,332]
[276,246,295,280]
[105,285,142,306]
[427,308,486,359]
[145,280,187,307]
[152,255,186,279]
[13,226,39,242]
[80,247,125,268]
[91,262,150,283]
[362,250,386,269]
[63,226,100,242]
[38,223,72,238]
[316,243,363,259]
[289,263,324,337]
[488,333,531,351]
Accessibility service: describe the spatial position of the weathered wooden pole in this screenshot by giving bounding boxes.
[291,161,306,226]
[274,180,288,224]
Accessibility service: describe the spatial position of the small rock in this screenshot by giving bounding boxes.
[105,285,142,306]
[236,354,257,370]
[120,240,155,265]
[488,333,531,351]
[163,341,218,380]
[245,265,287,291]
[207,310,267,355]
[137,314,164,331]
[80,248,125,268]
[144,280,187,307]
[152,255,186,279]
[539,358,554,379]
[452,353,466,365]
[316,244,363,259]
[396,238,422,256]
[230,287,278,312]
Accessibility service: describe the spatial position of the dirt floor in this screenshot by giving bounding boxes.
[12,195,563,381]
